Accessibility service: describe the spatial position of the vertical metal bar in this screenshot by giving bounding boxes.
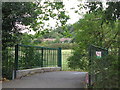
[88,45,92,87]
[52,50,54,66]
[51,50,53,66]
[56,50,58,67]
[20,47,22,69]
[50,50,52,66]
[23,47,25,69]
[51,50,52,66]
[53,50,55,66]
[38,48,41,67]
[58,48,62,67]
[46,49,48,67]
[14,44,19,79]
[44,48,46,67]
[48,49,49,67]
[41,48,44,67]
[6,48,8,76]
[54,50,56,67]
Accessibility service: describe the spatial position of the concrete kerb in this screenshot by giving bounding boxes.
[16,67,61,79]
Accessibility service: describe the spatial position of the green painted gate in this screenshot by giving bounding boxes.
[88,45,108,87]
[2,44,62,80]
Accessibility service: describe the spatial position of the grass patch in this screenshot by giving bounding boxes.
[62,49,73,71]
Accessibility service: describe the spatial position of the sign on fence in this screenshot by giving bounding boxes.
[96,51,102,58]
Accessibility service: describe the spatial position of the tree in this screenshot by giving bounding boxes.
[2,2,37,49]
[68,2,119,88]
[2,2,69,49]
[20,33,35,45]
[68,10,118,70]
[2,1,70,79]
[105,2,120,87]
[87,2,120,87]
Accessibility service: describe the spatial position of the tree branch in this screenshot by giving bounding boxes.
[105,30,119,49]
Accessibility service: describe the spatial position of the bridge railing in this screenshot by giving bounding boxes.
[2,44,62,80]
[14,44,62,78]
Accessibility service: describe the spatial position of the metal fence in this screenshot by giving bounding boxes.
[2,47,15,80]
[88,45,108,87]
[2,44,62,79]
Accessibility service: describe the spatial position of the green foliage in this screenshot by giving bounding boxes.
[2,2,38,48]
[90,55,118,88]
[69,2,119,88]
[2,2,70,79]
[19,47,43,69]
[18,45,59,69]
[20,33,34,45]
[40,43,77,49]
[105,2,120,21]
[68,47,89,70]
[41,30,63,38]
[2,47,15,79]
[68,10,119,70]
[87,2,103,14]
[62,50,74,71]
[2,45,59,79]
[2,2,69,49]
[39,24,75,39]
[20,33,43,45]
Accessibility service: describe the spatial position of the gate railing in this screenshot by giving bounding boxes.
[2,44,62,79]
[88,45,108,87]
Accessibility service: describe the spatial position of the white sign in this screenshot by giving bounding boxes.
[96,51,101,58]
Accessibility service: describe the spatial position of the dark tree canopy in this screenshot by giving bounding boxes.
[2,2,38,48]
[2,2,69,49]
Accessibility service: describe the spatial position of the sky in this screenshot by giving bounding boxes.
[63,0,86,24]
[21,0,107,34]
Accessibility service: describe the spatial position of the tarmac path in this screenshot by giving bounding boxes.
[2,71,87,88]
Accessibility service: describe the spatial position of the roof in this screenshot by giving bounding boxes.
[41,38,72,42]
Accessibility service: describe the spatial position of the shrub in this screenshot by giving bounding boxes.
[2,47,15,79]
[19,47,43,69]
[90,55,119,88]
[67,50,89,71]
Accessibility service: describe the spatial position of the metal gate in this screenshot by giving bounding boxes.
[88,45,108,87]
[2,44,62,80]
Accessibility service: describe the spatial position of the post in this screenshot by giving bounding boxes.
[14,44,19,79]
[88,45,92,88]
[58,48,62,67]
[41,48,44,67]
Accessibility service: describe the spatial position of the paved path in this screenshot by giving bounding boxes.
[3,71,87,88]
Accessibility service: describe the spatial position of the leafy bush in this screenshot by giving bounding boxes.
[2,47,15,79]
[67,50,89,71]
[90,55,119,88]
[19,47,43,69]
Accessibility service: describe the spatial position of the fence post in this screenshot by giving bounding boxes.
[14,44,18,79]
[58,48,62,67]
[41,48,44,67]
[88,45,92,88]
